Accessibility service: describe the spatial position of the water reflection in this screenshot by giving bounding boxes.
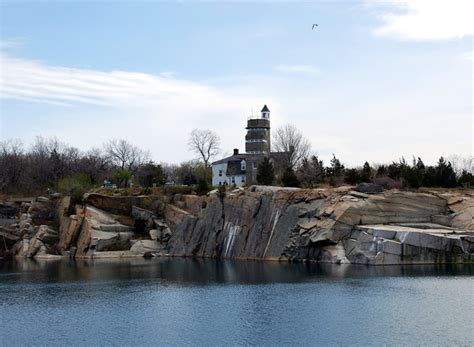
[1,257,472,286]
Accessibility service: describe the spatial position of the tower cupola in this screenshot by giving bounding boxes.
[261,104,270,119]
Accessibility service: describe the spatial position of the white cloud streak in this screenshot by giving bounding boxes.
[373,0,474,41]
[0,53,232,108]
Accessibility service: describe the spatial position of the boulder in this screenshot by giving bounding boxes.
[130,240,164,255]
[56,196,71,226]
[91,230,134,251]
[355,183,383,194]
[36,225,59,245]
[26,238,45,258]
[318,244,350,264]
[149,229,159,240]
[447,196,474,230]
[28,201,55,225]
[75,206,134,258]
[58,213,84,250]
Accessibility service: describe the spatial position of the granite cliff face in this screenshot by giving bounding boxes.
[1,187,473,265]
[161,187,474,265]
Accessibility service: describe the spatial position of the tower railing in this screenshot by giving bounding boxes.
[247,115,264,120]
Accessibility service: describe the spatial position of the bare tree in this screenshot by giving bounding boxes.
[77,148,110,183]
[105,139,150,174]
[28,136,79,188]
[188,129,220,167]
[0,140,25,192]
[272,124,311,169]
[161,162,179,184]
[298,155,325,186]
[446,154,474,176]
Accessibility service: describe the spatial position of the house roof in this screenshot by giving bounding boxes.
[212,154,247,165]
[261,104,270,112]
[226,161,245,176]
[212,151,289,166]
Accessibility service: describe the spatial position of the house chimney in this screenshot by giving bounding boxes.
[233,148,239,155]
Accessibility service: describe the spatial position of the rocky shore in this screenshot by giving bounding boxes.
[1,186,473,265]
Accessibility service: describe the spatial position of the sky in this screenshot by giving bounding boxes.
[0,0,472,167]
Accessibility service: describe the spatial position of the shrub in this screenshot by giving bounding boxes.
[58,173,90,216]
[257,157,275,185]
[344,168,361,185]
[281,167,300,187]
[196,179,211,196]
[373,176,403,190]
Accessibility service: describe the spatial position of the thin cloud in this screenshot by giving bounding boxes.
[275,64,320,75]
[372,0,474,41]
[0,52,248,108]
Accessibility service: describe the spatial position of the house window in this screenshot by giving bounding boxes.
[231,176,235,184]
[252,161,257,169]
[241,176,245,183]
[241,160,246,171]
[219,170,223,177]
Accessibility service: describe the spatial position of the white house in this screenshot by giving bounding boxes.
[211,149,247,187]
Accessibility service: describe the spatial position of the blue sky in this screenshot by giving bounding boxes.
[0,0,472,166]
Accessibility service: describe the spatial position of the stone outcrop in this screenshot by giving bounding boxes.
[57,213,83,251]
[1,187,473,265]
[75,206,134,257]
[160,187,473,265]
[83,193,163,216]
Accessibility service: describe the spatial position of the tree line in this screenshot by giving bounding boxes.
[255,124,473,189]
[258,154,474,189]
[0,136,211,196]
[0,127,472,196]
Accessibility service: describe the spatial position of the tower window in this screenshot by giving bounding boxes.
[252,161,257,169]
[219,170,223,177]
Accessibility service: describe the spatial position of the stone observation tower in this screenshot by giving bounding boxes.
[245,105,271,183]
[211,104,282,187]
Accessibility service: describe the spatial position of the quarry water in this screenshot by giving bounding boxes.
[0,259,473,346]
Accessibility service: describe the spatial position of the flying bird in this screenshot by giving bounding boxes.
[312,24,318,30]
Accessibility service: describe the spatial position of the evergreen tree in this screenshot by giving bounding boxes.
[405,157,425,188]
[344,168,361,185]
[388,158,409,181]
[360,161,372,182]
[423,166,437,187]
[196,178,210,196]
[327,154,344,177]
[137,161,166,187]
[376,165,387,177]
[387,162,401,180]
[281,167,300,187]
[256,157,275,185]
[434,157,457,188]
[458,170,474,187]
